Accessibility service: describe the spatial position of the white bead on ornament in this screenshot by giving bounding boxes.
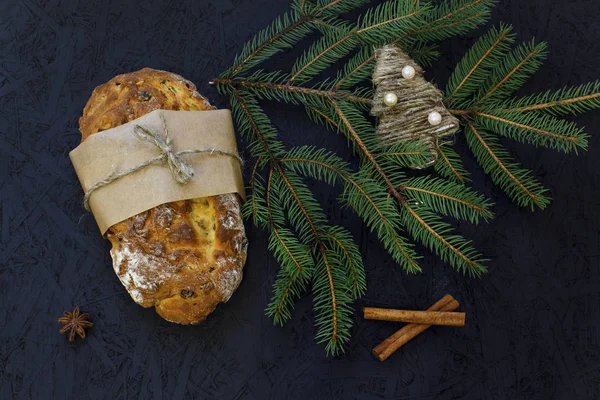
[428,111,442,126]
[401,65,416,80]
[384,92,398,107]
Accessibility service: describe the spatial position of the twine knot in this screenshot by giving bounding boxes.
[133,114,195,184]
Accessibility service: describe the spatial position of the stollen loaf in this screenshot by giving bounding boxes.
[77,68,247,324]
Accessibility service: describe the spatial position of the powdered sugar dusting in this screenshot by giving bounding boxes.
[213,194,246,302]
[153,204,175,227]
[108,193,247,319]
[111,243,179,304]
[216,261,243,302]
[218,194,244,231]
[129,288,144,304]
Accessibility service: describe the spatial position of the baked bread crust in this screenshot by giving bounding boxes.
[78,68,247,324]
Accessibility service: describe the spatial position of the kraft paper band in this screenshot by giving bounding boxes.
[70,109,245,236]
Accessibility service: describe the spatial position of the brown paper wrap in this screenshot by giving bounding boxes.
[70,109,245,235]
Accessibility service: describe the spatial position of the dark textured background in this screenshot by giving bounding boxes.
[1,0,599,399]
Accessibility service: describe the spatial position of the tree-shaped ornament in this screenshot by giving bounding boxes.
[371,44,460,168]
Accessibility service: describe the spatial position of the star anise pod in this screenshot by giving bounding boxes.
[58,307,93,341]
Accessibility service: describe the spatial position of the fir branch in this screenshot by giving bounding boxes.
[331,0,493,90]
[313,244,354,355]
[491,81,600,116]
[400,205,487,276]
[398,176,494,223]
[242,157,270,226]
[477,40,548,104]
[464,121,550,210]
[225,0,369,78]
[232,89,357,353]
[289,0,427,84]
[331,100,484,273]
[265,226,314,324]
[213,77,372,106]
[322,226,367,298]
[411,0,494,43]
[270,168,351,351]
[265,167,315,325]
[445,24,514,108]
[215,0,598,355]
[278,146,421,272]
[474,110,588,153]
[434,141,471,183]
[333,47,375,90]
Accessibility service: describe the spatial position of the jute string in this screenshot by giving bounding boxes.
[83,112,243,211]
[371,44,459,168]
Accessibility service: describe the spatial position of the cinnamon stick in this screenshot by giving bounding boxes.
[372,294,460,362]
[363,307,465,327]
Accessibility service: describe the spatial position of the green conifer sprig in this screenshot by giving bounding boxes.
[476,40,548,104]
[434,141,472,183]
[294,0,371,18]
[212,0,598,355]
[408,43,441,67]
[214,0,495,355]
[233,88,363,354]
[445,24,515,108]
[473,110,587,153]
[486,81,600,116]
[398,176,494,224]
[463,122,552,209]
[446,28,592,209]
[331,0,496,89]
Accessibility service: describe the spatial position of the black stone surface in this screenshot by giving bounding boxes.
[1,1,599,399]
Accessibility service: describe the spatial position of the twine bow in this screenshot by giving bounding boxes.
[133,113,195,184]
[83,112,243,211]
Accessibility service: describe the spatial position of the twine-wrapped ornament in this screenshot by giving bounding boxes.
[371,44,459,169]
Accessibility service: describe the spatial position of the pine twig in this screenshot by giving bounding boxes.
[212,78,372,105]
[216,0,597,356]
